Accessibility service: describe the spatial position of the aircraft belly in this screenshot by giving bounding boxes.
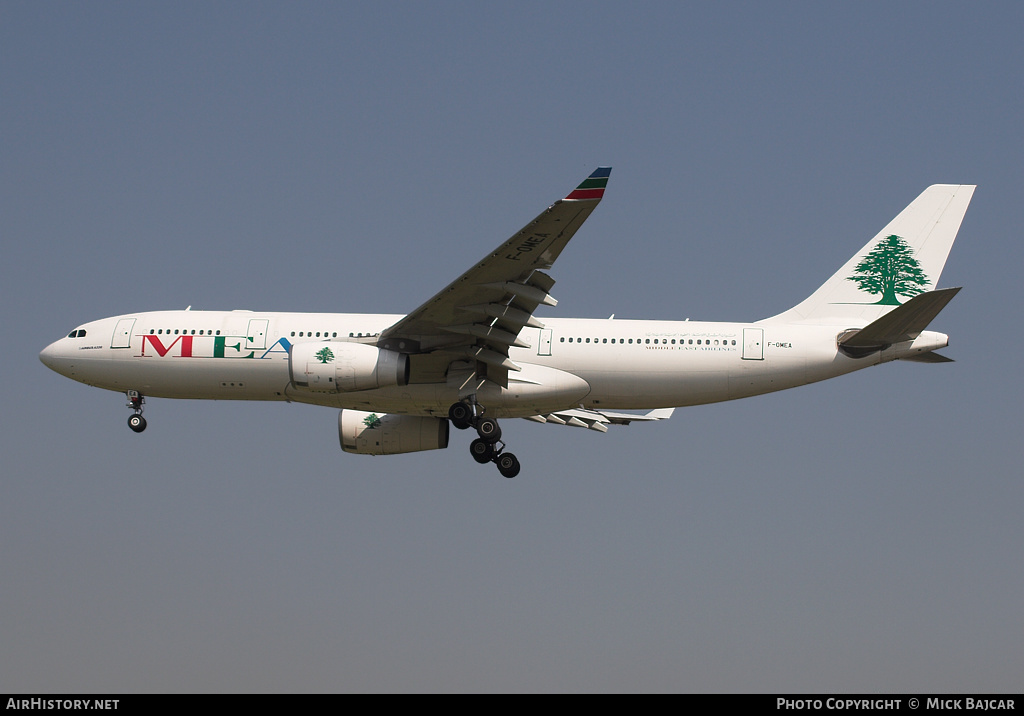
[284,362,591,418]
[109,356,288,400]
[728,360,805,400]
[581,368,729,409]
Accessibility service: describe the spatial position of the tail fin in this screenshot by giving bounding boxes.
[764,184,975,326]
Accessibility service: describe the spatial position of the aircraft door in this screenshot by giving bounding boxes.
[111,318,135,349]
[247,319,269,350]
[742,328,764,360]
[537,329,553,356]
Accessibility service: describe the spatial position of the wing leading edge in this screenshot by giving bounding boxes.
[378,168,611,387]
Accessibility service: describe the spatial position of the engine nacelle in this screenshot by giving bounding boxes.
[338,409,450,455]
[289,342,409,393]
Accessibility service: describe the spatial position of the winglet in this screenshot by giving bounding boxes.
[565,167,612,201]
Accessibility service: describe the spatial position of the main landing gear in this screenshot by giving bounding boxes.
[449,400,520,478]
[126,390,147,433]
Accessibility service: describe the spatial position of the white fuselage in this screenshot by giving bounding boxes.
[39,309,950,418]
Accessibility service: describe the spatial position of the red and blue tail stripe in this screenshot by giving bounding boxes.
[565,167,611,201]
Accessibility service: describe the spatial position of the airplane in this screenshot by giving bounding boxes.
[39,169,975,478]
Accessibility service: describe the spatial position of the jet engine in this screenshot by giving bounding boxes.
[338,409,450,455]
[289,342,409,393]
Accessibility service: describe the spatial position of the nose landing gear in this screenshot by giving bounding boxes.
[126,391,147,433]
[450,400,520,478]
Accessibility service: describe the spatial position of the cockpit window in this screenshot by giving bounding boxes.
[67,329,87,338]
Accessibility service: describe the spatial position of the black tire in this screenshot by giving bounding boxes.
[496,452,520,478]
[448,401,472,430]
[128,414,147,433]
[476,417,501,443]
[470,438,495,464]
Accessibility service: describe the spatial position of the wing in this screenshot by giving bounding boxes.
[378,168,611,388]
[524,407,675,432]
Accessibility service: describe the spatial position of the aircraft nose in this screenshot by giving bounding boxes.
[39,340,64,372]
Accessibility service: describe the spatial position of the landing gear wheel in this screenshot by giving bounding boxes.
[476,417,501,443]
[470,438,495,464]
[128,414,147,433]
[458,395,516,475]
[448,401,473,430]
[496,452,520,478]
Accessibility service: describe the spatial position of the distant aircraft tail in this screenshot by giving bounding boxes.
[763,184,976,326]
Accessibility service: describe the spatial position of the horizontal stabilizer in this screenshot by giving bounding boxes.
[840,287,960,350]
[899,351,954,364]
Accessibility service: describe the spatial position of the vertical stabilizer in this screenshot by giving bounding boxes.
[763,184,975,326]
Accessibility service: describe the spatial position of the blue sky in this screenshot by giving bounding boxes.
[3,1,1022,692]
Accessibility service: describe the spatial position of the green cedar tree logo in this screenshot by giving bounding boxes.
[363,414,383,429]
[315,346,335,364]
[846,234,929,305]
